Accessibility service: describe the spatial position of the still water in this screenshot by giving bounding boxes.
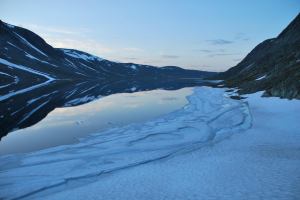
[0,88,193,155]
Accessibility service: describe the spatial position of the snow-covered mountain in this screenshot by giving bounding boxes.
[215,13,300,99]
[0,20,218,139]
[0,20,216,97]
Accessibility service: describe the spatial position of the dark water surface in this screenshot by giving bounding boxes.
[0,88,192,154]
[0,79,202,155]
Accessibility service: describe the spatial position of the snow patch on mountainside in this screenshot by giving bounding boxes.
[14,32,48,57]
[25,53,58,67]
[63,49,103,62]
[129,64,137,70]
[4,22,15,28]
[255,75,267,81]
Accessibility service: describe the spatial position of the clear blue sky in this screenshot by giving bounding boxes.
[1,0,299,71]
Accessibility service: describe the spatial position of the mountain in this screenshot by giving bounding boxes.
[0,20,216,98]
[215,13,300,99]
[0,20,218,138]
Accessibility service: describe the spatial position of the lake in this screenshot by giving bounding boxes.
[0,87,193,155]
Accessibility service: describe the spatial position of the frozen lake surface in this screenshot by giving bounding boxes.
[1,87,299,200]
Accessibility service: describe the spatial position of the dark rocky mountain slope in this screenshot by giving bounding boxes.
[215,13,300,99]
[0,19,215,98]
[0,20,218,138]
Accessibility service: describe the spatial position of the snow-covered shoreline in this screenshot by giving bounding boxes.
[1,87,300,200]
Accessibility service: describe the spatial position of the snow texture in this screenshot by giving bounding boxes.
[0,87,252,199]
[4,22,15,29]
[63,49,103,62]
[129,64,137,70]
[14,32,48,57]
[1,88,299,200]
[64,95,100,107]
[42,91,300,200]
[130,87,137,92]
[255,74,267,81]
[25,53,58,67]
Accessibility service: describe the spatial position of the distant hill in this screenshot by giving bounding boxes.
[215,13,300,99]
[0,20,216,97]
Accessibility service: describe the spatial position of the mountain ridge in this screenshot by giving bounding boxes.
[0,20,218,137]
[0,19,216,86]
[215,13,300,99]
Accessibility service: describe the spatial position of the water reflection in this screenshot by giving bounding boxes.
[0,88,192,154]
[0,78,211,154]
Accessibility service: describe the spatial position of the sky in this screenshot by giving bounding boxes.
[0,0,299,71]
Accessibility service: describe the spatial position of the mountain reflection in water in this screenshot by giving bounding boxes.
[0,78,211,141]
